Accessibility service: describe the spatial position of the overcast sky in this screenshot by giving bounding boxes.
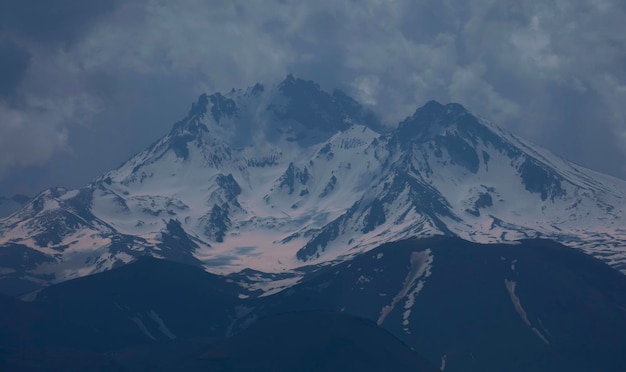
[1,0,625,196]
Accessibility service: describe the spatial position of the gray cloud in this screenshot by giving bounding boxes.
[0,41,30,100]
[0,0,120,46]
[0,0,625,195]
[0,0,120,185]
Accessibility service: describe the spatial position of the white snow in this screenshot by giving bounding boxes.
[377,249,433,327]
[19,288,42,302]
[250,275,303,297]
[504,279,550,345]
[147,310,176,340]
[131,315,156,340]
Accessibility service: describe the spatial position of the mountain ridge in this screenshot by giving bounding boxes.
[3,237,626,371]
[0,75,625,295]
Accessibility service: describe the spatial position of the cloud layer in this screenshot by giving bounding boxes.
[1,0,625,194]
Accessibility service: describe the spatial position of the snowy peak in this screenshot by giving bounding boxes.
[395,99,518,160]
[393,100,569,200]
[157,75,381,162]
[169,93,210,135]
[208,92,238,123]
[395,100,470,142]
[1,76,626,296]
[276,74,381,134]
[274,162,311,196]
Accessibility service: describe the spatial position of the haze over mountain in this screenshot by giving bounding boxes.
[0,75,625,297]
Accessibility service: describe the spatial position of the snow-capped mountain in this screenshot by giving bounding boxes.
[0,75,625,294]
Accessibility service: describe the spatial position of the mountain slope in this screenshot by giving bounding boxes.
[243,238,626,372]
[198,311,440,372]
[2,238,626,371]
[0,75,625,294]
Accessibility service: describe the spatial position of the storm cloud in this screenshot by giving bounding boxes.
[1,0,625,195]
[0,41,30,100]
[0,0,120,190]
[0,0,120,45]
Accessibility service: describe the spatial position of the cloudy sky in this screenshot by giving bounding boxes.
[1,0,625,196]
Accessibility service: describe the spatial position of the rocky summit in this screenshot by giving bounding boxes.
[0,75,625,296]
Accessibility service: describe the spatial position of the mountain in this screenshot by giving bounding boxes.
[0,75,625,296]
[197,311,440,372]
[2,238,625,371]
[245,237,626,372]
[18,257,244,348]
[0,257,439,371]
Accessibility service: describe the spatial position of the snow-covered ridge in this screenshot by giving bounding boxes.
[0,75,625,294]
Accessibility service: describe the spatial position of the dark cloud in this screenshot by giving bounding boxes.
[0,0,625,196]
[0,0,122,179]
[512,81,624,176]
[0,0,120,46]
[0,41,30,100]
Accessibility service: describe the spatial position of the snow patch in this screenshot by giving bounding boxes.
[19,288,42,302]
[147,310,176,340]
[245,275,303,297]
[504,279,550,345]
[131,315,156,340]
[377,249,434,328]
